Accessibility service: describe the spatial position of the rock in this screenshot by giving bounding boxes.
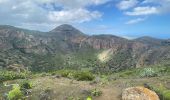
[55,75,61,78]
[122,86,160,100]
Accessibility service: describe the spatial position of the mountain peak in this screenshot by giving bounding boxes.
[51,24,77,32]
[58,24,74,28]
[50,24,86,37]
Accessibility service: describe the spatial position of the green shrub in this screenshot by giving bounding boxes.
[91,88,102,97]
[58,70,73,77]
[140,68,157,77]
[73,71,95,81]
[20,80,32,89]
[163,91,170,100]
[57,70,95,81]
[0,70,29,82]
[86,97,92,100]
[7,85,23,100]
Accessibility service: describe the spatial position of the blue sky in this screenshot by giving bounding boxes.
[0,0,170,39]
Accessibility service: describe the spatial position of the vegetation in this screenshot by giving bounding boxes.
[113,66,170,78]
[0,70,29,82]
[1,21,170,100]
[139,68,158,77]
[0,65,170,100]
[144,83,170,100]
[90,88,102,97]
[20,80,32,89]
[86,97,92,100]
[56,70,95,81]
[7,85,23,100]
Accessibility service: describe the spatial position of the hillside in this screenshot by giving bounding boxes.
[1,24,170,100]
[0,24,170,72]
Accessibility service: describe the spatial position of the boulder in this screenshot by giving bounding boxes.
[122,86,159,100]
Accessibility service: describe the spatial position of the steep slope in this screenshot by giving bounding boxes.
[134,36,170,67]
[0,24,170,72]
[81,35,128,49]
[0,25,51,54]
[0,25,53,70]
[48,24,88,52]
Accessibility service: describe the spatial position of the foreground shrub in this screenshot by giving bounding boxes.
[20,80,32,89]
[57,70,95,81]
[0,70,29,82]
[86,97,92,100]
[140,68,157,77]
[91,88,102,97]
[73,71,95,81]
[7,85,23,100]
[163,91,170,100]
[58,70,73,77]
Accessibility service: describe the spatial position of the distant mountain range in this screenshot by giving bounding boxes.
[0,24,170,72]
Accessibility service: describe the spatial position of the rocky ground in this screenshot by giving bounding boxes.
[1,75,170,100]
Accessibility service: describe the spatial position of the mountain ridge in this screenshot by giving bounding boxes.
[0,24,170,72]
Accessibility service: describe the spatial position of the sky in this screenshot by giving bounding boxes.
[0,0,170,39]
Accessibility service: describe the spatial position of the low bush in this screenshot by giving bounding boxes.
[7,85,23,100]
[57,70,95,81]
[20,80,32,89]
[73,71,95,81]
[86,97,92,100]
[0,70,29,82]
[57,70,73,77]
[90,88,102,97]
[139,68,158,77]
[163,91,170,100]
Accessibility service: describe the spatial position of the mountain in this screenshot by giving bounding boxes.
[135,36,170,46]
[0,24,170,72]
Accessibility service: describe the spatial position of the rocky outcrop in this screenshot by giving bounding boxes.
[81,35,128,49]
[122,86,160,100]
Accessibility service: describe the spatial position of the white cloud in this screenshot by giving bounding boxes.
[117,0,138,10]
[125,6,159,16]
[142,0,170,3]
[54,0,110,8]
[0,0,109,31]
[142,0,170,13]
[116,0,170,20]
[126,18,146,24]
[48,8,102,23]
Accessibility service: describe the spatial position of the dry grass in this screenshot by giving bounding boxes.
[1,75,170,100]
